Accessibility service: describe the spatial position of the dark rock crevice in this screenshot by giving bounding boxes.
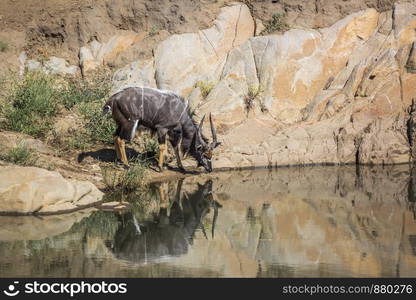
[406,99,416,161]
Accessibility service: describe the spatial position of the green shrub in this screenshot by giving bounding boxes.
[148,25,160,37]
[50,129,91,153]
[195,80,215,99]
[60,74,111,109]
[0,143,38,166]
[261,13,289,35]
[78,99,116,145]
[102,160,148,193]
[0,41,8,52]
[62,73,114,146]
[142,134,159,157]
[70,210,120,239]
[244,84,264,113]
[5,72,58,138]
[0,76,9,120]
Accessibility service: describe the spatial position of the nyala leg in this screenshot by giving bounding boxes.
[174,146,185,172]
[170,127,185,172]
[156,129,168,172]
[114,136,122,161]
[158,141,167,172]
[115,136,129,166]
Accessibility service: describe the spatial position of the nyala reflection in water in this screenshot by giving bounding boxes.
[107,179,222,264]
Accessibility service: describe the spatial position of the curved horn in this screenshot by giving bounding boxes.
[198,114,206,141]
[199,114,206,131]
[209,113,220,148]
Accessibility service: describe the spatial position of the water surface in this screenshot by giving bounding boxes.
[1,165,416,277]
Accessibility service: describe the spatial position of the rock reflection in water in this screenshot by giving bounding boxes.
[0,165,415,277]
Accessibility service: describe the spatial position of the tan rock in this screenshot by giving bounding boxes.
[393,2,416,47]
[25,56,78,76]
[406,42,416,73]
[0,167,103,215]
[111,58,157,94]
[154,2,255,96]
[43,56,78,75]
[254,18,265,36]
[80,34,144,74]
[109,5,416,170]
[79,46,99,74]
[98,34,144,65]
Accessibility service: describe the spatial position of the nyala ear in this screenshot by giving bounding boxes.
[102,105,112,115]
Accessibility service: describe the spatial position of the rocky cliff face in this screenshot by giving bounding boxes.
[111,2,416,169]
[2,1,416,169]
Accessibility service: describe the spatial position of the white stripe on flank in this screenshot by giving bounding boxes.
[131,119,139,140]
[112,85,181,98]
[177,104,188,122]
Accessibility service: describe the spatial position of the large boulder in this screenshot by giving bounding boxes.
[197,3,416,168]
[80,34,145,74]
[154,2,255,96]
[111,58,157,94]
[111,2,416,170]
[0,167,103,215]
[25,56,78,75]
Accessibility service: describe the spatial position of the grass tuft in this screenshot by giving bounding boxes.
[0,41,8,52]
[195,80,215,99]
[148,25,160,37]
[77,99,116,145]
[60,73,111,109]
[0,143,38,166]
[102,159,148,193]
[4,72,58,138]
[244,84,265,114]
[261,13,289,35]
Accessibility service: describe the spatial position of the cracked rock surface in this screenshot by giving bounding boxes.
[112,2,416,169]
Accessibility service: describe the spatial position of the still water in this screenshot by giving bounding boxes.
[0,165,416,277]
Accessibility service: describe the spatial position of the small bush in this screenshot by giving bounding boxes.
[261,13,289,35]
[50,129,91,153]
[0,76,9,120]
[63,73,113,146]
[5,72,58,138]
[0,41,8,52]
[78,100,116,145]
[244,84,264,114]
[195,80,215,99]
[142,134,159,157]
[148,25,160,37]
[0,143,38,166]
[60,73,111,109]
[102,160,148,193]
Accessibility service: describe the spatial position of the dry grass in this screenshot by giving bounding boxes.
[195,80,215,99]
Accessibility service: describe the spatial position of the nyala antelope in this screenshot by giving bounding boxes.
[103,87,220,172]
